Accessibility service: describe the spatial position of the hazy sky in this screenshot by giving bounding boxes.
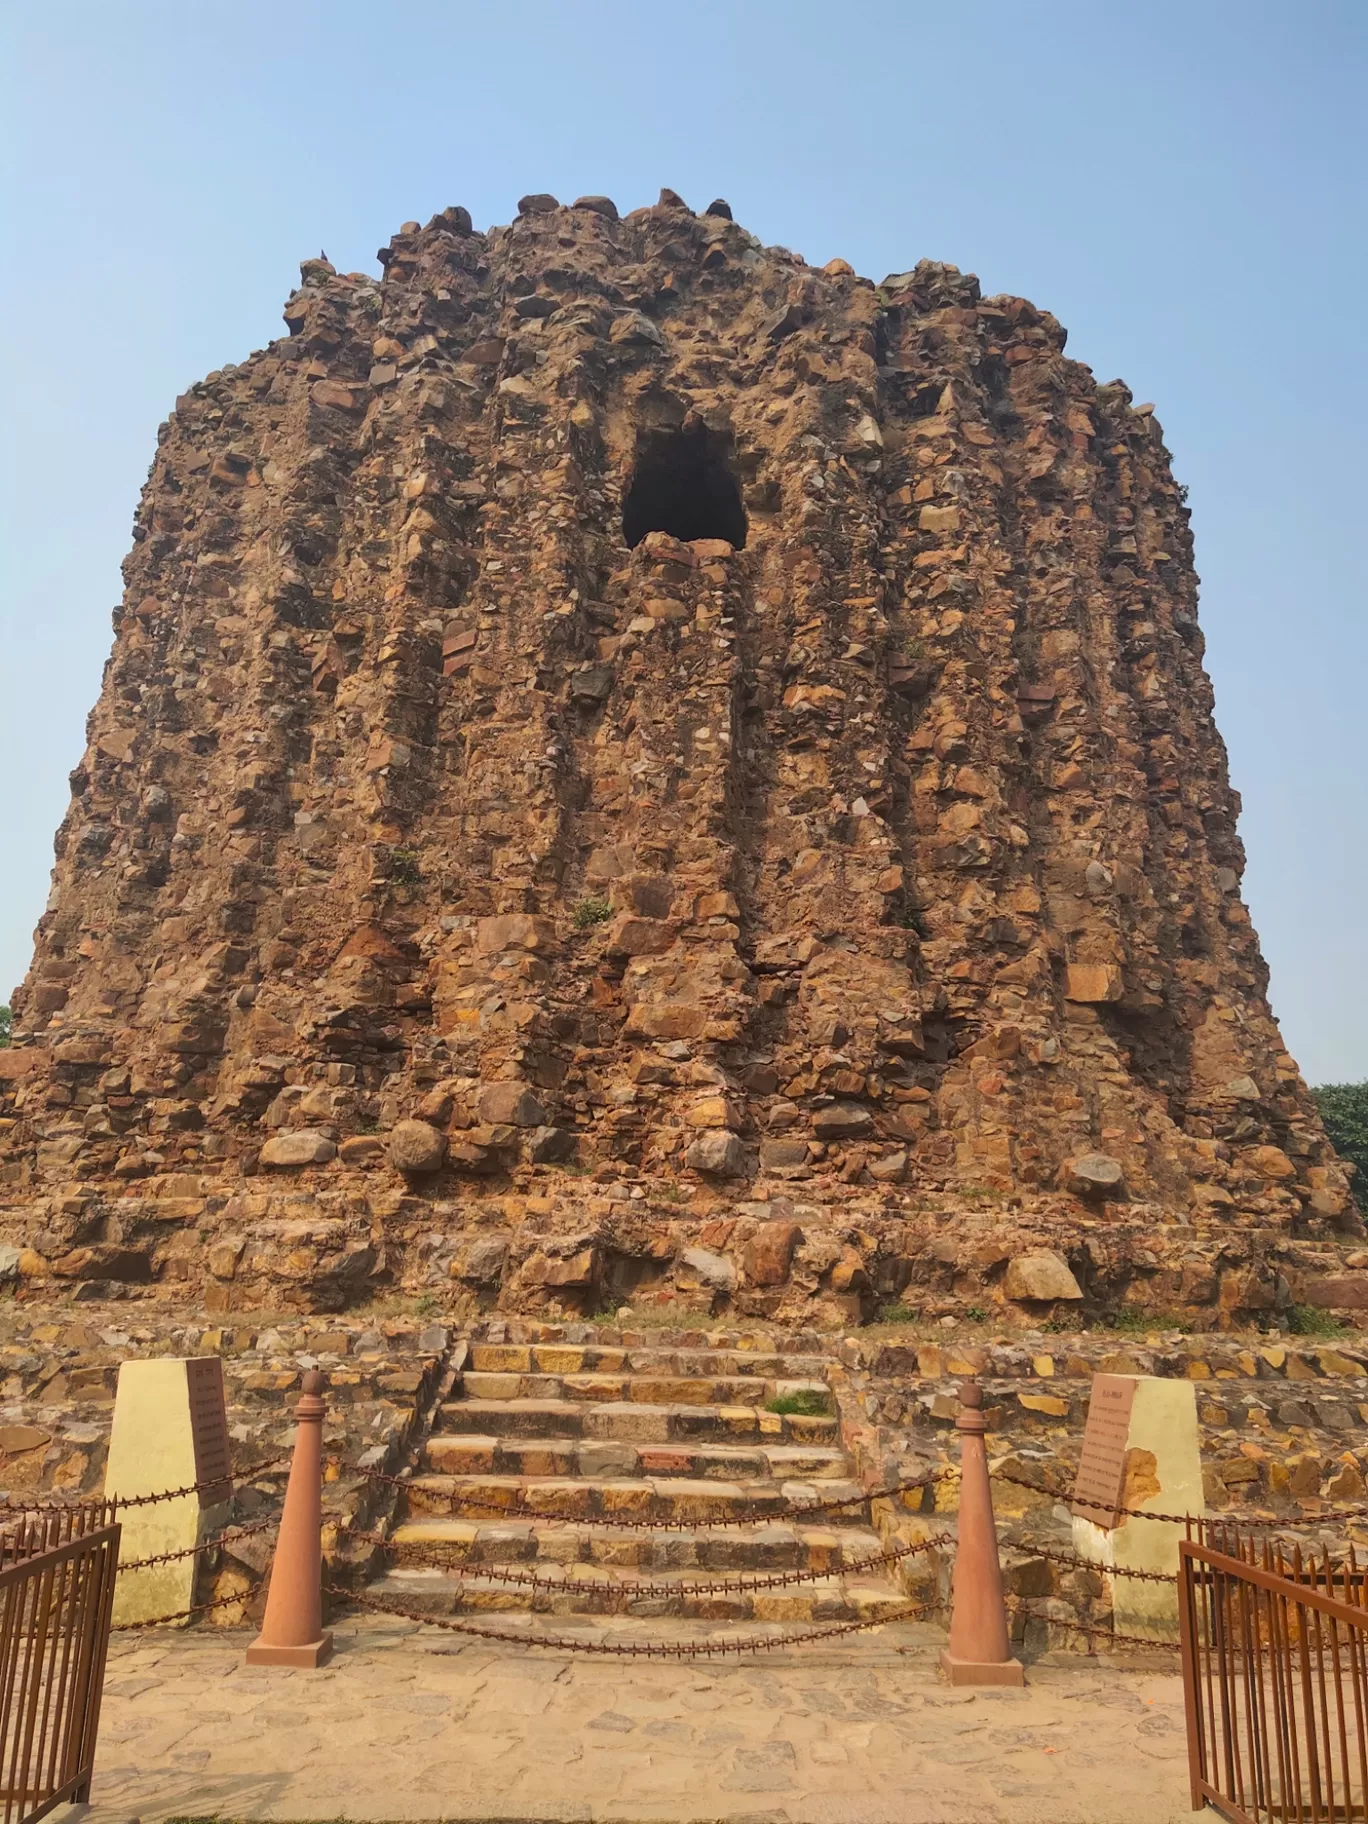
[2,1,1364,1083]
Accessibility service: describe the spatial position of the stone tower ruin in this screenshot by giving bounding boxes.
[1,188,1357,1325]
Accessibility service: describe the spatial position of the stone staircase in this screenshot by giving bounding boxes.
[373,1328,910,1625]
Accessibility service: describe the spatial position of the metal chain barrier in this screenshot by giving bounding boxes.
[116,1517,276,1575]
[111,1583,262,1632]
[353,1460,949,1530]
[1013,1543,1179,1585]
[340,1522,952,1601]
[325,1581,947,1658]
[1011,1601,1180,1654]
[0,1448,291,1518]
[108,1449,292,1510]
[994,1467,1368,1532]
[988,1467,1202,1527]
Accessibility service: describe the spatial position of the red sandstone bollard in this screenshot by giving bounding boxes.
[940,1378,1024,1687]
[246,1369,333,1668]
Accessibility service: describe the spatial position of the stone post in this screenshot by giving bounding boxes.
[940,1378,1024,1687]
[1070,1373,1202,1643]
[246,1370,333,1668]
[105,1356,232,1627]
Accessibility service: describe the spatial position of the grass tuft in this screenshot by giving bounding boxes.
[874,1301,918,1325]
[766,1388,832,1418]
[1286,1305,1350,1340]
[572,895,612,929]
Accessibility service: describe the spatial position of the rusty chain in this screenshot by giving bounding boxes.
[111,1582,262,1632]
[109,1449,292,1510]
[340,1522,952,1600]
[359,1455,1368,1537]
[1010,1601,1180,1654]
[355,1460,948,1530]
[116,1517,276,1575]
[989,1466,1202,1526]
[996,1469,1368,1532]
[0,1449,291,1518]
[326,1582,947,1658]
[1008,1543,1179,1585]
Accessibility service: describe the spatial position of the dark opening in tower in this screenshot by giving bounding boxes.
[622,424,748,550]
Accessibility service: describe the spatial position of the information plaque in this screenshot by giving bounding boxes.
[186,1356,232,1508]
[1071,1373,1138,1528]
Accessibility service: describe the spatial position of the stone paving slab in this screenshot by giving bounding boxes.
[73,1616,1191,1824]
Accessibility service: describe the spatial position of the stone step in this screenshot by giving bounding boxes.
[422,1434,850,1482]
[461,1370,830,1409]
[370,1563,909,1623]
[404,1472,867,1527]
[436,1397,839,1445]
[469,1342,833,1379]
[390,1515,885,1572]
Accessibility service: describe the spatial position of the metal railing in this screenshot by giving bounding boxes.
[1180,1522,1368,1822]
[0,1504,120,1823]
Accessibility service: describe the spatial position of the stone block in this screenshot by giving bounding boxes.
[624,1002,709,1041]
[388,1120,447,1174]
[812,1102,874,1141]
[1062,1153,1126,1198]
[475,914,556,956]
[1004,1251,1083,1302]
[1064,963,1124,1003]
[1303,1276,1368,1310]
[760,1138,810,1169]
[743,1221,802,1287]
[258,1130,336,1168]
[687,1096,742,1131]
[527,1125,576,1163]
[478,1083,547,1127]
[339,1135,386,1166]
[684,1132,747,1176]
[677,1247,736,1292]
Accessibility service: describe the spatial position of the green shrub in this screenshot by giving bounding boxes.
[0,1005,10,1048]
[766,1388,832,1418]
[874,1301,917,1325]
[390,849,422,886]
[964,1305,987,1323]
[1312,1081,1368,1187]
[1109,1307,1187,1334]
[1286,1305,1349,1340]
[572,895,612,929]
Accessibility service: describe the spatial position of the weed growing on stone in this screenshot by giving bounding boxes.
[766,1388,832,1417]
[874,1301,917,1324]
[1109,1308,1188,1334]
[389,849,422,886]
[1287,1304,1350,1340]
[572,895,612,929]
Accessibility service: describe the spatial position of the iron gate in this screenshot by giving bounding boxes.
[1180,1524,1368,1822]
[0,1505,120,1822]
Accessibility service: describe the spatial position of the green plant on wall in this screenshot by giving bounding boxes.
[0,1005,10,1048]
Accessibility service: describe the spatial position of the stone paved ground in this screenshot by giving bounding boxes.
[74,1615,1192,1824]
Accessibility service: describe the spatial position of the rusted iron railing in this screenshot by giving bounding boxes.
[0,1503,120,1822]
[1180,1521,1368,1822]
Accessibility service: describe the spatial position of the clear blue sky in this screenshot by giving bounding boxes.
[2,1,1364,1083]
